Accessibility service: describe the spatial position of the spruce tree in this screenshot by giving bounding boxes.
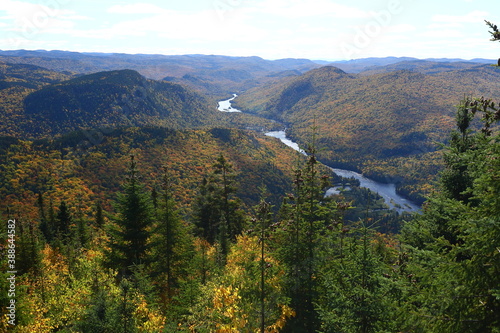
[55,200,71,244]
[106,155,154,276]
[401,96,500,332]
[38,192,57,243]
[150,167,194,302]
[192,154,245,264]
[94,202,105,228]
[278,133,334,333]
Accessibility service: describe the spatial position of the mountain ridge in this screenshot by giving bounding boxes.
[12,69,222,137]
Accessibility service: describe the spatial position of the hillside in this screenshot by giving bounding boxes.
[0,62,73,136]
[0,127,297,216]
[358,60,488,75]
[16,69,227,137]
[235,64,500,202]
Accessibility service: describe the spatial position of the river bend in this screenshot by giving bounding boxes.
[218,96,421,213]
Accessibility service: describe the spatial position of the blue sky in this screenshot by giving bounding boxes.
[0,0,498,60]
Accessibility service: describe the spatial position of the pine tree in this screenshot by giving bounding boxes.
[38,192,57,243]
[401,96,500,332]
[15,218,43,278]
[55,200,71,244]
[316,221,397,333]
[150,167,194,303]
[192,154,245,264]
[106,155,154,276]
[94,202,105,228]
[277,131,334,333]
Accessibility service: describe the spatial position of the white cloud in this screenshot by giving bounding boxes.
[419,29,463,39]
[386,24,416,34]
[249,0,369,19]
[432,10,489,24]
[107,3,168,15]
[427,22,461,30]
[65,6,267,44]
[0,0,91,38]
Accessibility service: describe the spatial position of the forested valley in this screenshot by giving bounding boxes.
[1,30,500,332]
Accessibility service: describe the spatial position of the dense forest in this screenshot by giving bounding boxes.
[1,24,500,332]
[234,61,500,204]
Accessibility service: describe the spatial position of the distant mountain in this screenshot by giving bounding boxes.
[329,57,418,73]
[0,61,73,136]
[0,50,320,97]
[358,60,485,75]
[19,69,222,137]
[329,56,495,73]
[235,63,500,202]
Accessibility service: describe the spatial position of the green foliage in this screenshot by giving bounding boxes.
[21,69,223,137]
[192,154,246,256]
[274,136,336,332]
[316,223,398,333]
[401,96,500,332]
[4,39,500,332]
[149,168,196,303]
[105,155,154,276]
[54,201,71,243]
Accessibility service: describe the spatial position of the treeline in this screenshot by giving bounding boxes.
[1,98,499,331]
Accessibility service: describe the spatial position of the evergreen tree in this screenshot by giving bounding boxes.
[106,155,154,276]
[485,20,500,42]
[277,133,334,333]
[317,222,396,333]
[55,200,71,244]
[38,192,57,243]
[150,167,195,303]
[192,154,246,264]
[246,188,276,333]
[13,218,43,278]
[94,202,105,228]
[401,97,500,332]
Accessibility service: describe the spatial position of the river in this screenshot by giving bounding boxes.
[218,96,421,213]
[217,94,242,112]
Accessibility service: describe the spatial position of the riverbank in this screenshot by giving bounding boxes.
[218,95,421,213]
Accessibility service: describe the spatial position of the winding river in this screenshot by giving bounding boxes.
[217,94,242,112]
[218,96,421,213]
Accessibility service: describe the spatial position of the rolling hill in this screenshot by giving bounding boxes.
[20,69,223,136]
[3,51,499,203]
[329,56,495,73]
[235,63,500,202]
[0,62,73,136]
[0,50,320,98]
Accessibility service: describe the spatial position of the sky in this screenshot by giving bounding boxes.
[0,0,498,61]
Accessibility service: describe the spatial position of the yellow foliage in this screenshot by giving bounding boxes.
[12,287,53,333]
[265,305,296,333]
[212,285,248,332]
[187,235,293,332]
[134,296,166,333]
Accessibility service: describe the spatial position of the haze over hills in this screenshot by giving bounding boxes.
[1,49,493,96]
[0,50,320,98]
[328,56,496,73]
